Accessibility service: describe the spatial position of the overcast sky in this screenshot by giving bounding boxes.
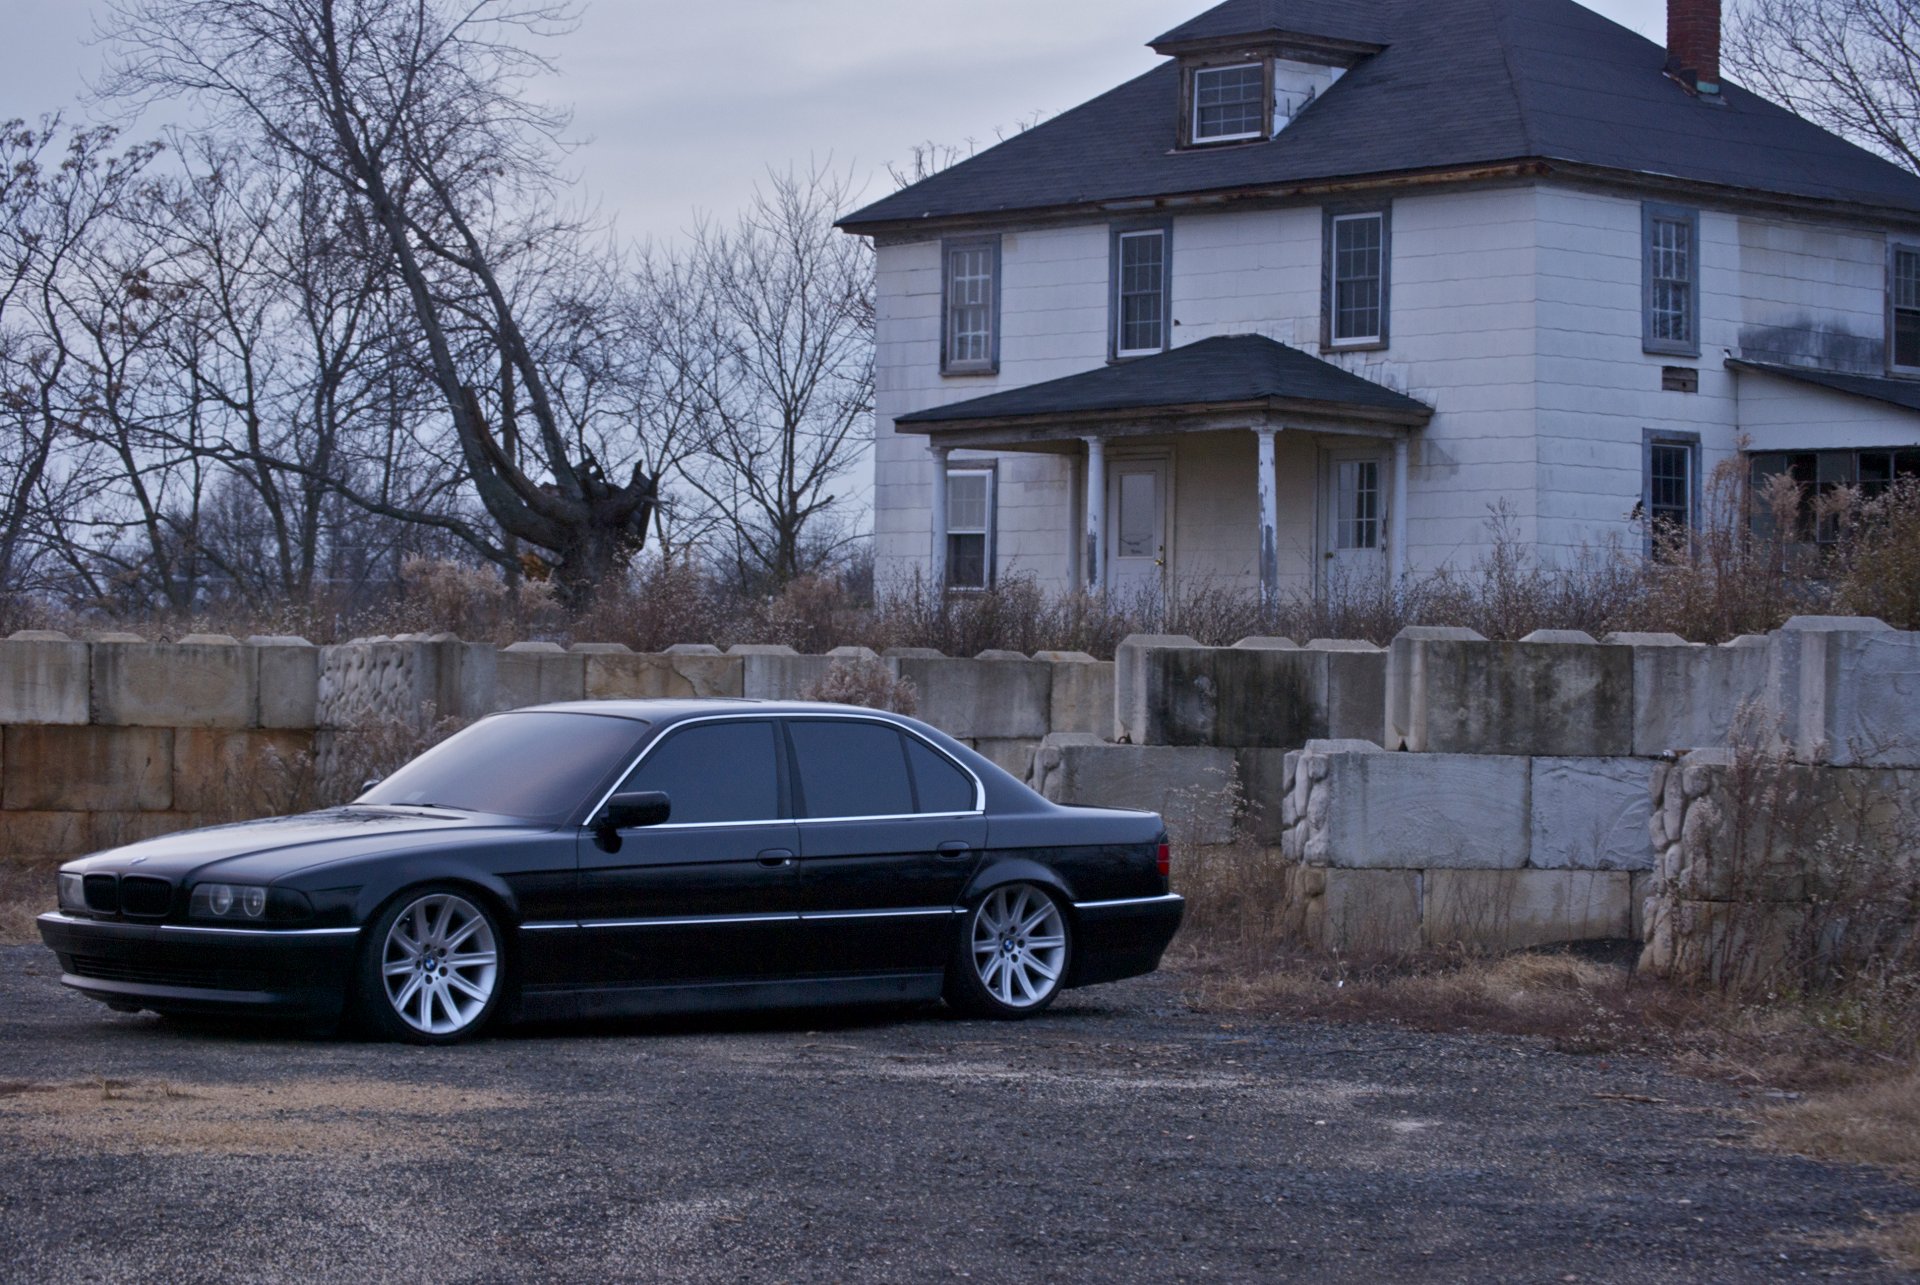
[6,0,1671,243]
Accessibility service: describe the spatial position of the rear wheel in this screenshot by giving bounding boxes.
[945,883,1071,1019]
[355,887,504,1045]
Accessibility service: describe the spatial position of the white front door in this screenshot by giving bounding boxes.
[1324,449,1388,584]
[1107,457,1169,595]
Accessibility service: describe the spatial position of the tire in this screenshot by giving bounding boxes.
[944,882,1072,1019]
[355,886,505,1045]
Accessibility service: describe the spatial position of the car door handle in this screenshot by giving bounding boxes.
[757,848,795,868]
[936,842,972,859]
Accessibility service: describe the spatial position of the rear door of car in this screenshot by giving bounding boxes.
[786,717,986,975]
[575,717,801,988]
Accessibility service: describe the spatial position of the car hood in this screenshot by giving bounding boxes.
[65,808,542,883]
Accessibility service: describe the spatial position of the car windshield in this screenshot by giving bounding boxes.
[356,711,648,823]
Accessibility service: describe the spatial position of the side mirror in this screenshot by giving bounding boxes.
[598,790,671,832]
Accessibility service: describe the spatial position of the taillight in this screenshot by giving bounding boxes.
[1156,843,1171,878]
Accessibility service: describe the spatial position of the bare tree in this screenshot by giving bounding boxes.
[670,166,874,591]
[102,0,661,606]
[1727,0,1920,172]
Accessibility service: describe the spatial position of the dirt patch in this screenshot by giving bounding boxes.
[0,1075,531,1158]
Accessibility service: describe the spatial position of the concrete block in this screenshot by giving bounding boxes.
[1123,643,1347,749]
[1315,869,1424,955]
[665,643,724,655]
[972,738,1040,782]
[1031,734,1237,844]
[1386,628,1632,756]
[1302,747,1530,870]
[250,637,319,729]
[1633,635,1768,757]
[1385,626,1484,751]
[316,639,463,730]
[1310,640,1388,743]
[1033,652,1113,738]
[0,811,89,860]
[895,654,1052,741]
[92,640,258,729]
[1530,757,1657,871]
[172,729,315,814]
[882,647,946,659]
[1234,748,1292,845]
[491,642,587,711]
[569,643,633,655]
[89,811,210,853]
[5,726,172,812]
[1233,636,1299,650]
[585,650,743,700]
[1113,634,1200,743]
[0,634,90,724]
[741,650,846,701]
[1631,871,1653,942]
[1425,870,1633,949]
[1779,625,1920,768]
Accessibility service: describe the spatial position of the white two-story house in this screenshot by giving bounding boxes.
[839,0,1920,602]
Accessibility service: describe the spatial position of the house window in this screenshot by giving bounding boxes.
[1324,208,1389,349]
[1644,431,1700,555]
[1113,227,1170,358]
[1752,449,1920,542]
[945,467,995,590]
[1333,458,1382,550]
[941,237,999,375]
[1191,63,1265,143]
[1890,244,1920,372]
[1644,204,1700,357]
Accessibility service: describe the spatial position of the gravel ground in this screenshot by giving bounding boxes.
[0,944,1915,1284]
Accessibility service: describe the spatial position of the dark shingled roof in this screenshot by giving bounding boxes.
[895,335,1432,428]
[842,0,1920,230]
[1729,360,1920,417]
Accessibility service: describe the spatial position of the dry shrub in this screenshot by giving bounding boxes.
[393,557,562,643]
[1835,477,1920,630]
[571,556,747,652]
[798,657,918,714]
[198,712,470,823]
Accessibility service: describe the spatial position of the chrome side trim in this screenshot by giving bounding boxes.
[584,711,988,827]
[799,907,959,922]
[38,913,360,939]
[1070,893,1187,911]
[519,921,577,932]
[582,913,800,930]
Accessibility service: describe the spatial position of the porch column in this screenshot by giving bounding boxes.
[1083,436,1106,591]
[1255,426,1280,607]
[1390,435,1410,585]
[929,443,951,590]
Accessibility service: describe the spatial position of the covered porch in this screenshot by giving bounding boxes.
[895,335,1434,601]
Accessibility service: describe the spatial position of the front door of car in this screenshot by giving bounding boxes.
[575,718,801,988]
[785,718,987,975]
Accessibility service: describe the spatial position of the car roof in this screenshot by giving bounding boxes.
[510,699,925,727]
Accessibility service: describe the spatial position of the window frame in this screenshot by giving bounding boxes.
[1330,455,1385,552]
[940,235,1001,377]
[1642,203,1701,359]
[1642,428,1703,556]
[1189,61,1269,145]
[1109,222,1173,361]
[1322,205,1391,352]
[1887,240,1920,376]
[943,462,997,592]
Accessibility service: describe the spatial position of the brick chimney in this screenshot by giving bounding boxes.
[1667,0,1722,96]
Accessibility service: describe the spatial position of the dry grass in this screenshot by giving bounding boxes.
[1761,1071,1920,1176]
[0,861,56,946]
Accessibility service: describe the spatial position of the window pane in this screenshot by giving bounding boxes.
[360,712,646,822]
[1649,217,1693,345]
[947,532,987,589]
[1117,232,1165,352]
[1649,443,1692,527]
[946,243,995,368]
[1194,64,1264,139]
[1332,215,1383,342]
[904,737,976,813]
[789,721,915,819]
[1334,459,1380,550]
[947,472,989,531]
[1118,470,1158,558]
[623,721,780,825]
[1895,246,1920,368]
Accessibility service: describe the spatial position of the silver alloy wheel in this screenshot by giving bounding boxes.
[970,884,1067,1009]
[380,892,499,1037]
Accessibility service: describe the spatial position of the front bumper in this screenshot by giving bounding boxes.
[1067,893,1186,988]
[37,911,361,1020]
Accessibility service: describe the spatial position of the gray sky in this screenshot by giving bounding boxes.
[6,0,1671,242]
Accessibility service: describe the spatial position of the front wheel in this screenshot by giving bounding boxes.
[355,887,504,1045]
[945,883,1072,1019]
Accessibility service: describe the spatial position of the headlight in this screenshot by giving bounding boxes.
[57,872,83,910]
[187,883,313,924]
[190,883,268,920]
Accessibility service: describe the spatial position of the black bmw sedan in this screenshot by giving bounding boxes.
[38,700,1184,1043]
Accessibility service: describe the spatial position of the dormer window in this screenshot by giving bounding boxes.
[1192,64,1266,143]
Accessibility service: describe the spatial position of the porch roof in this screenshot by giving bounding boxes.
[895,335,1433,446]
[1728,359,1920,417]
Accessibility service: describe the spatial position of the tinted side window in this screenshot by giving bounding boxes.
[905,737,977,814]
[789,721,914,819]
[623,721,780,825]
